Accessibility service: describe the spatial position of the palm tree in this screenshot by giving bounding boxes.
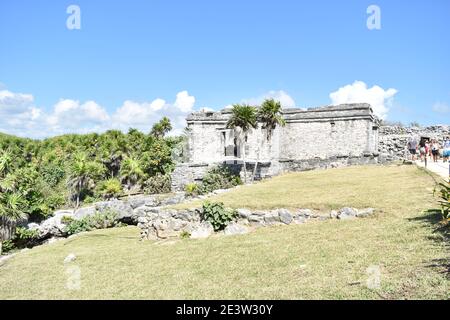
[226,104,257,183]
[0,149,13,178]
[120,156,145,195]
[252,99,286,180]
[68,152,105,209]
[151,117,173,138]
[0,193,26,255]
[259,99,286,141]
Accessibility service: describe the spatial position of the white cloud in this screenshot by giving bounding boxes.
[174,90,195,113]
[241,90,296,108]
[432,102,450,114]
[329,81,398,119]
[0,88,197,138]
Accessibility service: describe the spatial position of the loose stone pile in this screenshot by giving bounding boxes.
[379,125,449,160]
[138,207,375,240]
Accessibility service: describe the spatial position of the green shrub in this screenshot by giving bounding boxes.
[1,240,14,254]
[197,166,242,195]
[179,231,191,239]
[201,201,237,231]
[65,218,93,235]
[11,227,39,249]
[95,178,122,199]
[143,173,172,194]
[65,210,120,235]
[434,181,449,225]
[61,215,74,225]
[184,183,199,196]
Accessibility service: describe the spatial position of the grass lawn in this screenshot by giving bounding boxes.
[0,164,448,299]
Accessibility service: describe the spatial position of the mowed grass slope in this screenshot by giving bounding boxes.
[0,165,448,299]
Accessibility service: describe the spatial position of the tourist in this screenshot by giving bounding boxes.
[443,137,450,163]
[431,140,440,163]
[419,139,427,162]
[407,137,418,161]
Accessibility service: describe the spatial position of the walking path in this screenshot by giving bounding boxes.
[415,159,449,181]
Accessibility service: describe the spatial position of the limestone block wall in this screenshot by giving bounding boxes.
[378,125,450,159]
[280,119,373,160]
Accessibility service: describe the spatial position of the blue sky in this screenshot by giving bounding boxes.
[0,0,449,138]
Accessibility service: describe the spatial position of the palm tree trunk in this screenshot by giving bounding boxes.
[242,135,247,184]
[252,130,260,182]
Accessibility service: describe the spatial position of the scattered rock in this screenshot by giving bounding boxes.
[224,222,249,236]
[236,208,251,219]
[337,207,358,220]
[293,216,307,224]
[73,206,96,220]
[190,221,214,239]
[297,209,313,217]
[356,208,375,217]
[330,210,338,219]
[64,253,76,264]
[278,209,293,224]
[264,211,281,224]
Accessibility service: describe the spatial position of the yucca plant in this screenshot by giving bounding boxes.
[434,181,450,224]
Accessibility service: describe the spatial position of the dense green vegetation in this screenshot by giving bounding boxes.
[0,118,183,225]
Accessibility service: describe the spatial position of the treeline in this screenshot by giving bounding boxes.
[0,117,184,223]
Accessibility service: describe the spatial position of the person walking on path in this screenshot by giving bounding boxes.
[443,137,450,163]
[407,137,418,161]
[431,140,440,163]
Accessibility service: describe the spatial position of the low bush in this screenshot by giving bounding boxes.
[196,166,242,195]
[65,210,120,235]
[143,173,172,194]
[434,181,449,225]
[184,183,199,197]
[179,231,191,239]
[95,178,122,200]
[201,201,237,231]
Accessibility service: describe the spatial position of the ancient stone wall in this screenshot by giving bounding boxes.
[378,125,449,160]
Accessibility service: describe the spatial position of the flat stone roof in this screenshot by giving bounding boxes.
[187,103,376,123]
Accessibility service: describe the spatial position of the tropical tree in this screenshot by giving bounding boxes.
[226,104,257,183]
[120,156,145,194]
[68,152,105,209]
[151,117,173,138]
[0,193,26,255]
[258,99,286,141]
[252,99,286,180]
[0,149,13,178]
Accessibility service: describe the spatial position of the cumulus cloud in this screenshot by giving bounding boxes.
[432,102,450,114]
[241,90,296,108]
[329,81,398,119]
[0,87,197,138]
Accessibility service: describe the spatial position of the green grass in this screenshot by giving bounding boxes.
[0,164,448,299]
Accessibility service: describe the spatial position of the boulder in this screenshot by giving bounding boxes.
[337,207,358,220]
[95,200,133,223]
[329,210,338,219]
[297,209,313,218]
[38,210,74,238]
[73,206,96,220]
[293,216,307,224]
[236,208,251,219]
[278,209,293,224]
[190,221,214,239]
[224,222,249,236]
[356,208,375,217]
[264,211,281,224]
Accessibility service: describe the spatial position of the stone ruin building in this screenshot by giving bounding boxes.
[171,102,449,191]
[171,103,382,190]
